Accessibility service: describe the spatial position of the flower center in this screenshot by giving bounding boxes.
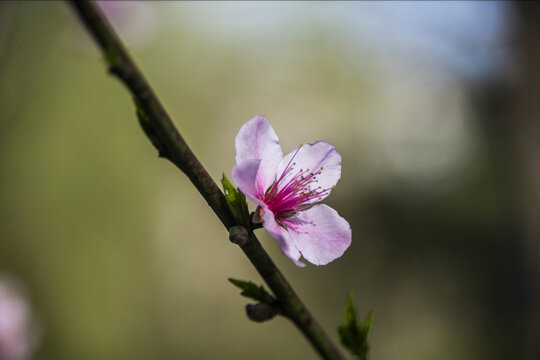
[260,145,334,221]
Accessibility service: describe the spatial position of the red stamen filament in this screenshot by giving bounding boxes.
[260,146,333,222]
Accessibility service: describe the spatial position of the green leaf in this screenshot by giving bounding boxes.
[228,278,276,305]
[221,175,250,226]
[337,292,373,360]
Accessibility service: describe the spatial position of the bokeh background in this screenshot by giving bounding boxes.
[1,1,539,359]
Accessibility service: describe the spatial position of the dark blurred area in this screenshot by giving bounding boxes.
[0,2,538,360]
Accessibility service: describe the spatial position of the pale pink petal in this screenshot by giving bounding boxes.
[235,115,283,193]
[284,204,351,265]
[277,141,341,204]
[232,160,263,202]
[262,207,305,267]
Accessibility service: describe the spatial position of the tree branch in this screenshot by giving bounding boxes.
[67,2,346,360]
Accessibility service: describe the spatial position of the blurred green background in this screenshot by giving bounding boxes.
[0,1,538,359]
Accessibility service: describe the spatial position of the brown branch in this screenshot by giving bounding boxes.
[67,2,346,360]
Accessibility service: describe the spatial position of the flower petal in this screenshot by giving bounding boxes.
[232,159,263,202]
[277,141,341,204]
[284,204,351,265]
[262,206,305,267]
[235,115,283,193]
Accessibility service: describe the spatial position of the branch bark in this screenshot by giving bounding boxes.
[67,2,346,360]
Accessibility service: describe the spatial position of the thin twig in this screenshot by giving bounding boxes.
[67,2,346,360]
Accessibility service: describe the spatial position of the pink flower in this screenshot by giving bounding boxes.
[232,115,351,267]
[0,278,38,360]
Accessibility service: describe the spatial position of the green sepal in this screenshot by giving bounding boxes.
[228,278,276,306]
[337,292,373,360]
[221,175,250,226]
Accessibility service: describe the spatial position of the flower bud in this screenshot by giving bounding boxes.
[245,303,278,323]
[229,226,249,246]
